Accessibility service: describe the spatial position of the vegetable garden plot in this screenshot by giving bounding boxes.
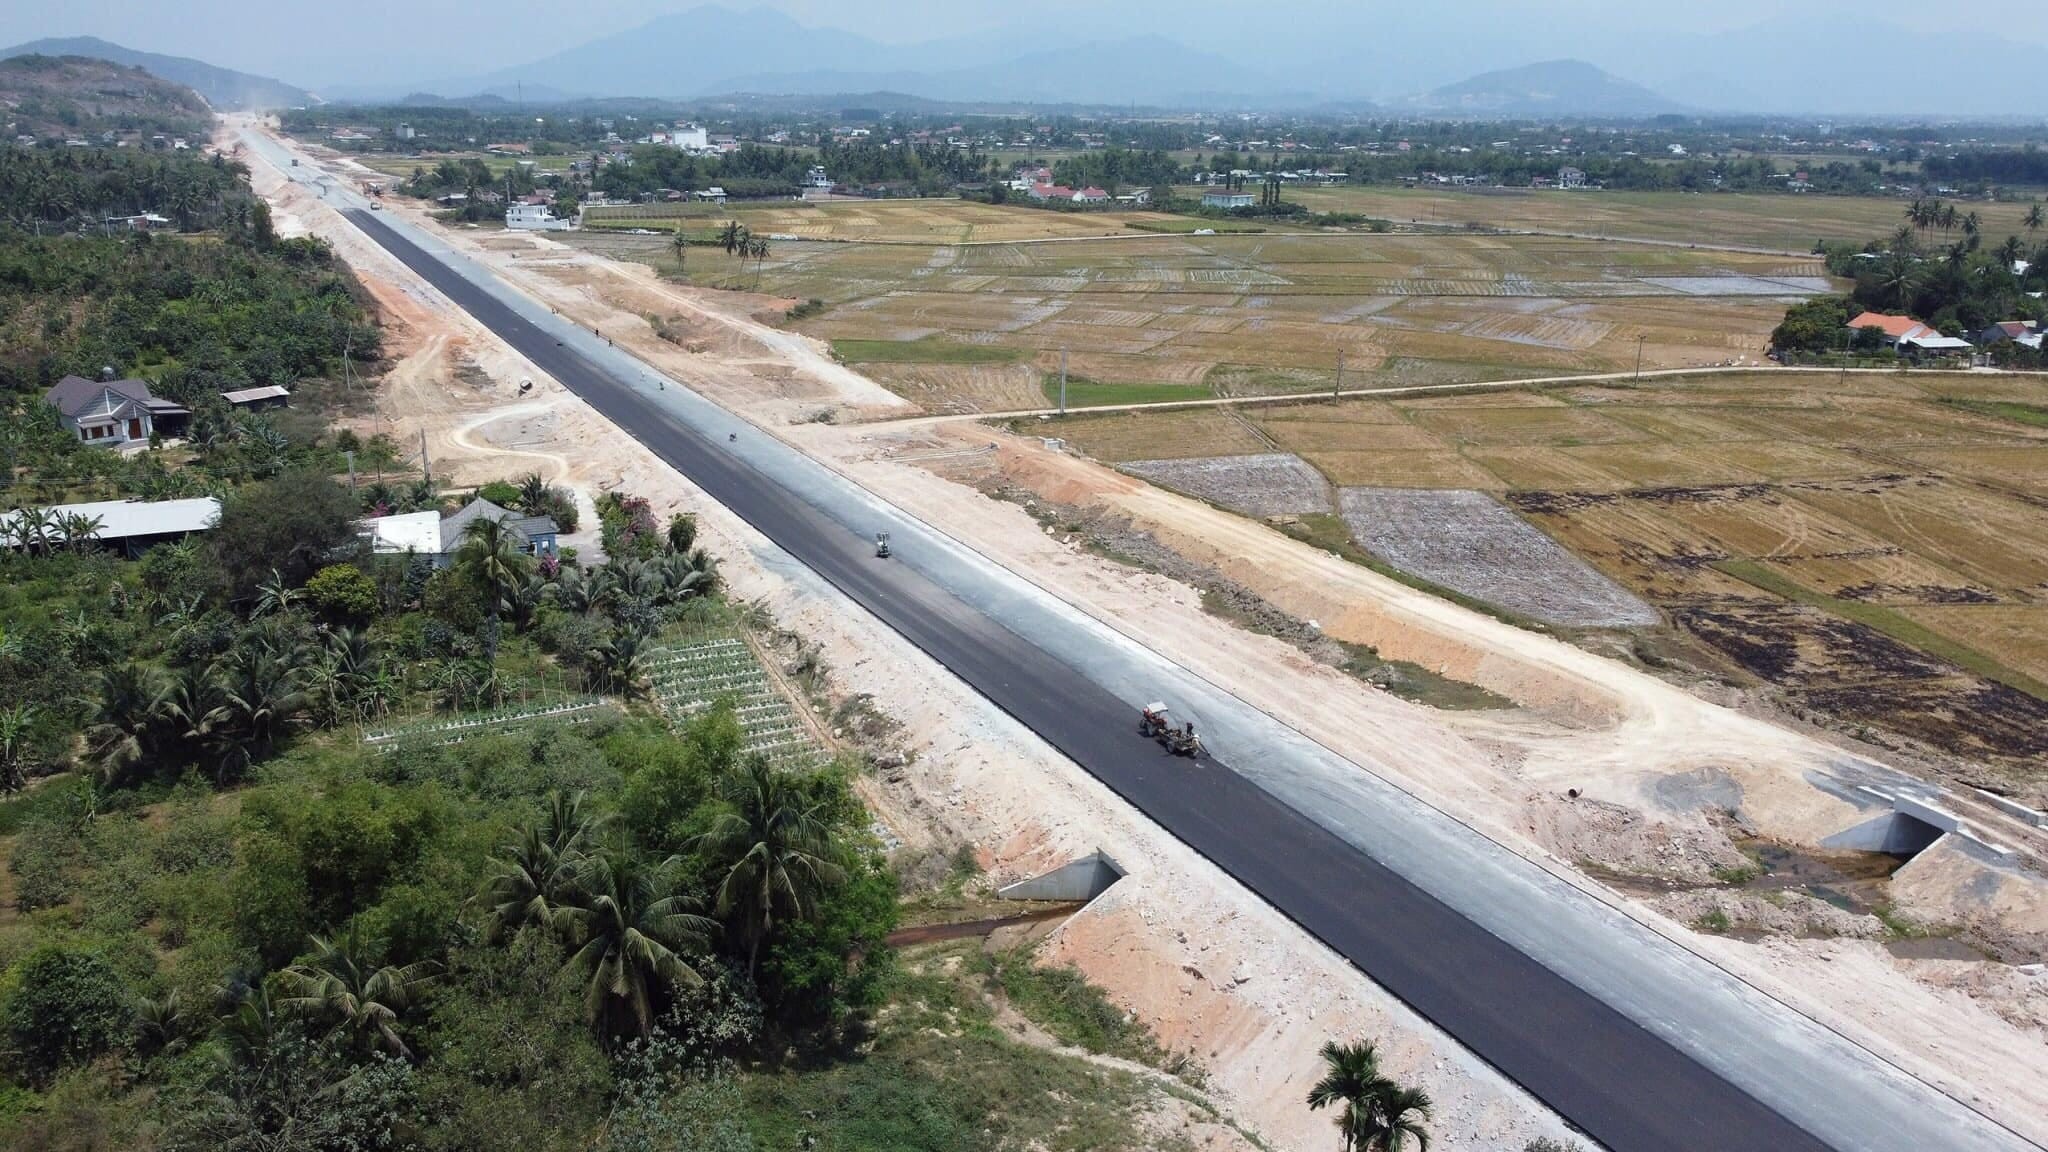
[363,698,612,751]
[645,634,827,770]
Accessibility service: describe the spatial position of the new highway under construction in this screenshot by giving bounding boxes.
[243,125,2035,1152]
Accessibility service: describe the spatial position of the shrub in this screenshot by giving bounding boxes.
[305,563,380,623]
[477,481,522,506]
[2,945,134,1084]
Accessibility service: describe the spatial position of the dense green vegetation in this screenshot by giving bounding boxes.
[1771,198,2048,359]
[0,144,273,233]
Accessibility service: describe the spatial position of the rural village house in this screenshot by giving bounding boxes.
[360,497,560,567]
[0,497,221,558]
[43,374,190,446]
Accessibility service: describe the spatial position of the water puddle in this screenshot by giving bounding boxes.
[1883,936,1990,961]
[1734,840,1906,916]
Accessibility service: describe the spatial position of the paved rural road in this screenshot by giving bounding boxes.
[256,132,2036,1152]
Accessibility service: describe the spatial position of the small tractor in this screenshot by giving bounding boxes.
[874,531,891,559]
[1138,702,1202,757]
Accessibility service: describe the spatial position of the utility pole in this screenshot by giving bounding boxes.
[420,427,431,491]
[1635,334,1646,380]
[1058,348,1068,416]
[1334,349,1344,401]
[345,450,356,492]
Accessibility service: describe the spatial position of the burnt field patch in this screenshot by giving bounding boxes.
[1673,603,2048,782]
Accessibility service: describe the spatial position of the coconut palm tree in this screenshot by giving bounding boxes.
[1308,1040,1393,1152]
[276,926,439,1058]
[1356,1085,1433,1152]
[134,988,195,1057]
[516,472,552,517]
[669,225,689,273]
[717,220,747,257]
[2025,203,2045,238]
[457,516,534,624]
[1997,234,2026,269]
[1879,251,1921,312]
[696,755,845,977]
[84,664,161,784]
[207,643,307,780]
[555,850,717,1040]
[481,792,601,939]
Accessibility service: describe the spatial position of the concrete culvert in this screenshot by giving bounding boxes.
[998,850,1124,902]
[1822,804,1951,859]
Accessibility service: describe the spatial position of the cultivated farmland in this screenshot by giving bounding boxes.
[1048,371,2048,785]
[579,197,1177,242]
[1284,185,2044,253]
[570,225,1820,412]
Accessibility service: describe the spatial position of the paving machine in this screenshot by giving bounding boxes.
[1138,702,1202,757]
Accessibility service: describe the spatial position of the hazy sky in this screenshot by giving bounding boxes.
[6,0,2046,89]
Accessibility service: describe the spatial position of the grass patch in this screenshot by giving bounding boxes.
[1713,559,2048,701]
[978,946,1171,1070]
[1941,397,2048,429]
[1042,378,1210,408]
[1693,908,1733,933]
[832,338,1024,366]
[745,945,1155,1152]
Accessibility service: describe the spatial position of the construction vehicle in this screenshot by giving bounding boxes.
[874,531,892,559]
[1138,702,1202,757]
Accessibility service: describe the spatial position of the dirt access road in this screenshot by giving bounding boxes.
[244,120,2048,1150]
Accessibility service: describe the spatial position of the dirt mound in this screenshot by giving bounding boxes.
[1653,888,1888,940]
[1522,794,1750,883]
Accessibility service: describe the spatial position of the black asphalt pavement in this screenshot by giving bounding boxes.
[347,208,1836,1152]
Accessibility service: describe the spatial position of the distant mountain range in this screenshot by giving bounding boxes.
[0,36,314,110]
[17,6,2048,119]
[1403,60,1688,119]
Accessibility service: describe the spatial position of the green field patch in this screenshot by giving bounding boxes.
[1042,378,1211,408]
[831,338,1025,365]
[1940,397,2048,429]
[1713,559,2048,700]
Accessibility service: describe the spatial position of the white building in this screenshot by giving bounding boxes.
[505,202,574,231]
[1557,167,1587,189]
[1201,190,1255,210]
[672,124,710,151]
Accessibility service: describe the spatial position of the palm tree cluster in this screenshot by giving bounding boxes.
[2,508,105,554]
[84,614,392,788]
[1307,1039,1433,1152]
[713,221,771,286]
[0,144,257,233]
[541,510,717,698]
[479,779,846,1044]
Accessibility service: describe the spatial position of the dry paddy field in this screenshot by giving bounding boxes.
[579,197,1177,243]
[1285,185,2044,253]
[1049,372,2048,791]
[571,225,1821,412]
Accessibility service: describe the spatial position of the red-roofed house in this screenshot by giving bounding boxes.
[1071,186,1110,204]
[1028,183,1075,202]
[1976,320,2039,345]
[1846,311,1937,345]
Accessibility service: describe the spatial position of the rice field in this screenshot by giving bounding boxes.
[580,197,1178,243]
[1283,185,2044,253]
[1044,369,2048,780]
[570,226,1822,413]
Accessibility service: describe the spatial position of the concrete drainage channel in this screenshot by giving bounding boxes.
[883,852,1126,949]
[1822,789,2013,862]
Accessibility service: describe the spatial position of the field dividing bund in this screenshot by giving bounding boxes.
[1049,371,2048,792]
